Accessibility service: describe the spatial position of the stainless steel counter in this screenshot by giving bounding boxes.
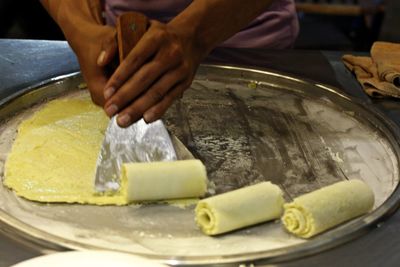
[0,39,399,267]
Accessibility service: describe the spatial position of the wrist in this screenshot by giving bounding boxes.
[168,13,212,63]
[44,0,105,49]
[168,0,273,55]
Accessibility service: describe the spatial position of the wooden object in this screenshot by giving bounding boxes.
[116,12,148,62]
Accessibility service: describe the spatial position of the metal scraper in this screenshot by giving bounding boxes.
[94,12,177,193]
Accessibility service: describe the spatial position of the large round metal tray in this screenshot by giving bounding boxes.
[0,65,399,266]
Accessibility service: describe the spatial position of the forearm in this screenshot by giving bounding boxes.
[39,0,104,45]
[169,0,273,54]
[40,0,117,107]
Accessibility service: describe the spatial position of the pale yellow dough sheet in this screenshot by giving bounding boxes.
[282,179,374,238]
[4,96,209,205]
[3,96,131,205]
[195,182,284,235]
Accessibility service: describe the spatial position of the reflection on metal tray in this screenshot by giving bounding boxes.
[0,65,399,266]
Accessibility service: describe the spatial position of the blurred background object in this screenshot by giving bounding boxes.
[294,0,387,51]
[0,0,64,40]
[378,0,400,42]
[0,0,398,51]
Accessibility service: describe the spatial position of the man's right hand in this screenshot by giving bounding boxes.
[71,24,117,106]
[40,0,117,106]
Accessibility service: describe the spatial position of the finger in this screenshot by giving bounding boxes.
[115,67,186,126]
[103,24,164,96]
[104,51,181,117]
[143,81,190,123]
[86,72,108,106]
[97,30,117,67]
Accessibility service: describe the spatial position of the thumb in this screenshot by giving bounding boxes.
[97,31,118,67]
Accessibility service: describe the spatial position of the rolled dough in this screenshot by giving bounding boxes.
[282,179,374,238]
[195,182,284,235]
[122,159,208,202]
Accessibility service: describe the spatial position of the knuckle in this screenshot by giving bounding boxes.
[127,52,142,66]
[180,62,191,73]
[149,20,161,28]
[164,93,176,104]
[106,34,117,47]
[183,79,193,88]
[136,70,150,85]
[155,29,168,41]
[126,106,141,117]
[148,90,164,103]
[169,43,183,59]
[150,61,162,74]
[139,64,158,84]
[90,94,103,106]
[101,32,117,52]
[111,93,127,107]
[126,104,147,122]
[152,108,166,120]
[111,73,124,86]
[133,53,143,65]
[176,83,189,96]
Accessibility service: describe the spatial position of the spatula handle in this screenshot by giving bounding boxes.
[116,12,149,62]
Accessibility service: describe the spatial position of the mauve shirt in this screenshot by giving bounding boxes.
[103,0,299,49]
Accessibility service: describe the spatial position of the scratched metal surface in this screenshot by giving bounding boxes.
[164,66,399,205]
[0,65,400,266]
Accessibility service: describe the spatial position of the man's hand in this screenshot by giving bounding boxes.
[40,0,118,106]
[102,20,203,127]
[101,0,272,127]
[75,24,117,106]
[41,0,272,127]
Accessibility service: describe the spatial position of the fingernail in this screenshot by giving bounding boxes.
[143,111,154,123]
[104,87,115,100]
[117,114,131,126]
[97,50,106,65]
[105,104,118,117]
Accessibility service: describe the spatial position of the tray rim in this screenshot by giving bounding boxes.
[1,64,400,266]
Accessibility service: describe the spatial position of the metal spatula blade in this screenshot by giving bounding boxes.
[94,117,177,193]
[94,12,176,193]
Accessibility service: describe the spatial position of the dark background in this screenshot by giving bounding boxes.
[0,0,399,51]
[0,0,64,40]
